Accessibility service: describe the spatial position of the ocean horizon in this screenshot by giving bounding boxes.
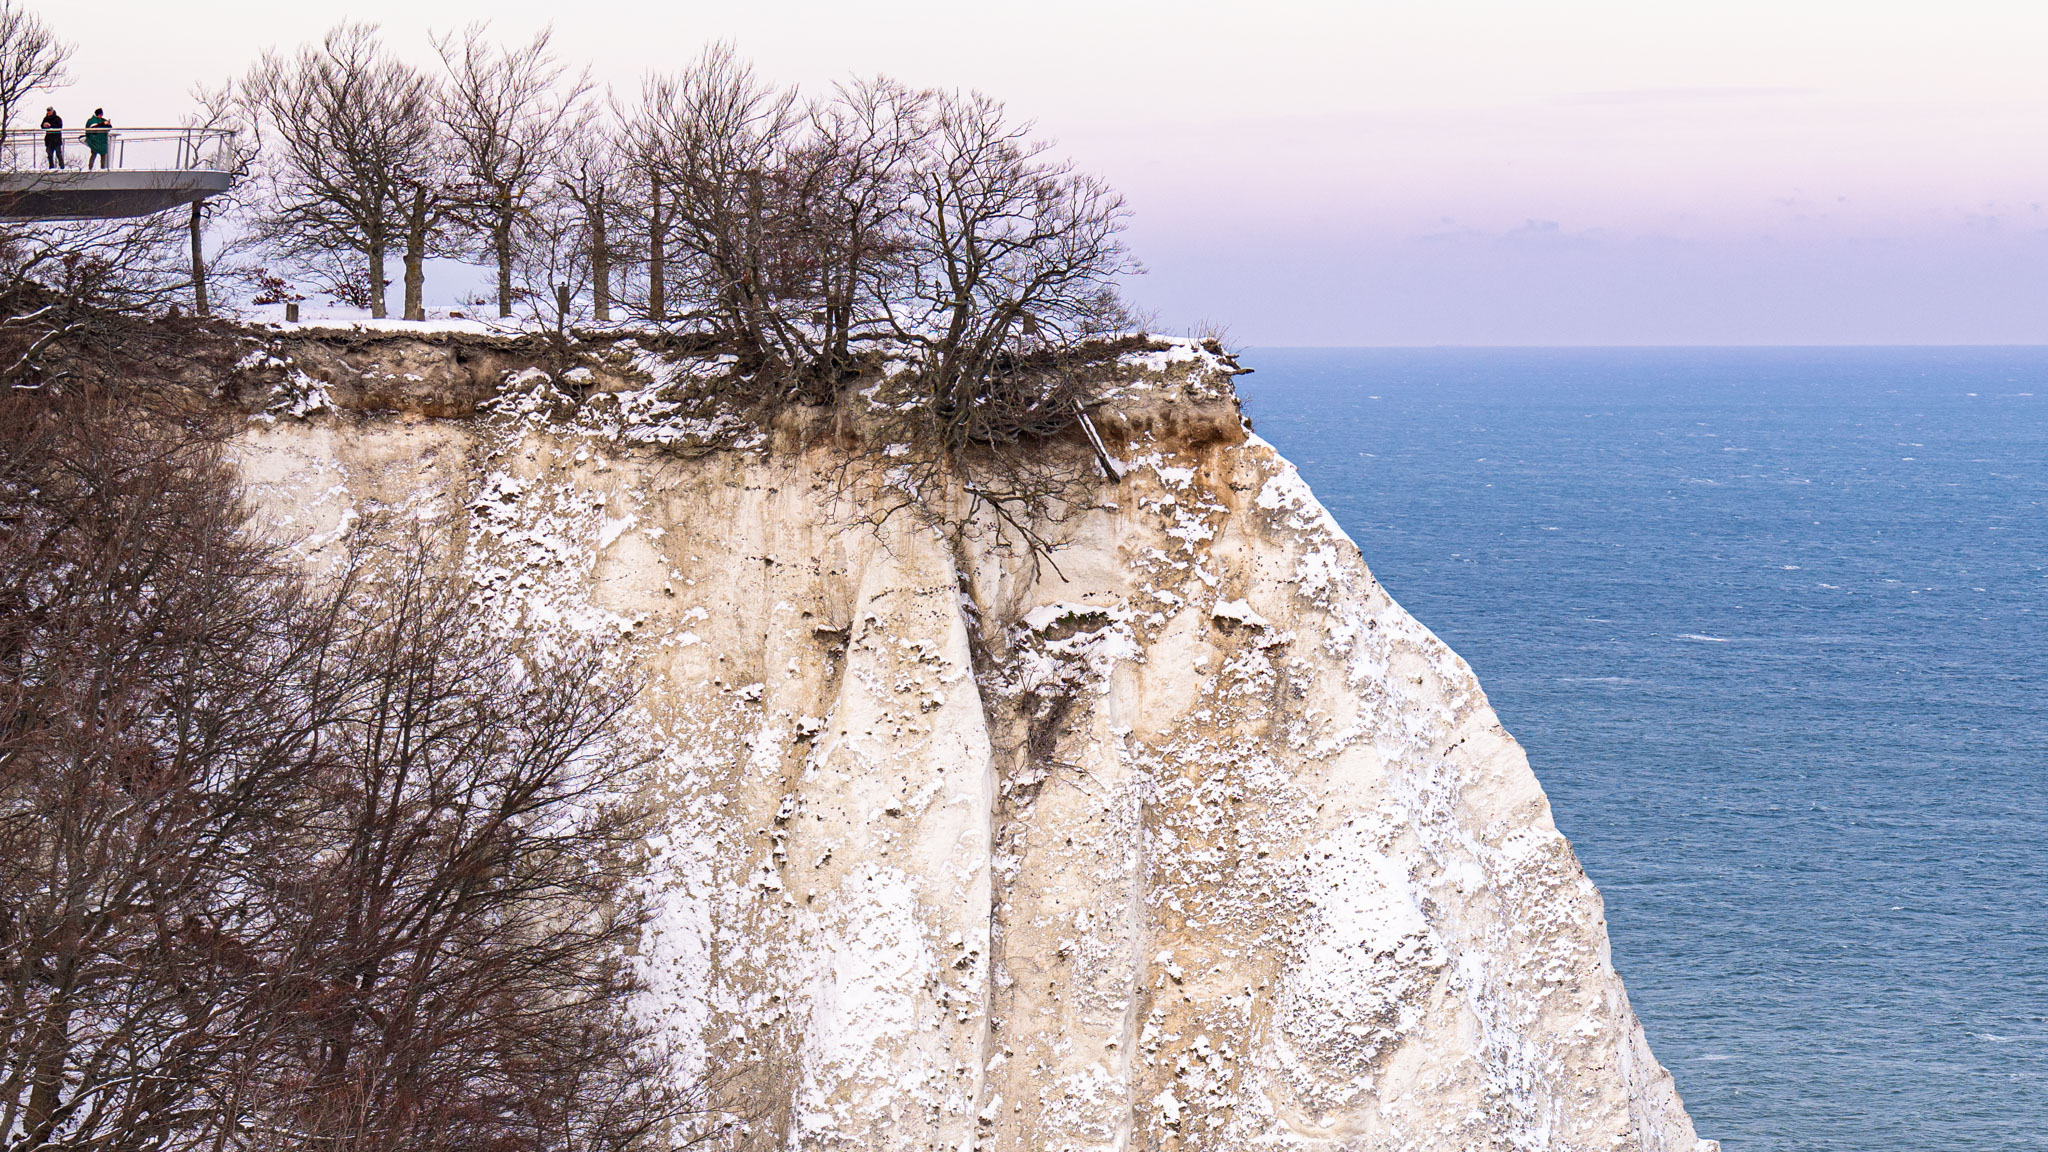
[1243,345,2048,1152]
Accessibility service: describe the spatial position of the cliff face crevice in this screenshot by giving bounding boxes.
[226,330,1712,1152]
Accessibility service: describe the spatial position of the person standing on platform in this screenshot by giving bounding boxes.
[83,109,110,169]
[41,107,63,168]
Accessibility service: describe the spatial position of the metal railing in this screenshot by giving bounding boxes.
[4,126,238,172]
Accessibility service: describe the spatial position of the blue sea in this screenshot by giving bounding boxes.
[1241,348,2048,1152]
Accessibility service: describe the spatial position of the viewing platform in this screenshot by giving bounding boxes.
[0,126,237,220]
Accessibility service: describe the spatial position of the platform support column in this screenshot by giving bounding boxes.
[189,203,209,317]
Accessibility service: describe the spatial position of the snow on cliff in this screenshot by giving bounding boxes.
[229,337,1715,1152]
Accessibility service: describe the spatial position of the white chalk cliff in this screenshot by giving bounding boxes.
[229,333,1714,1152]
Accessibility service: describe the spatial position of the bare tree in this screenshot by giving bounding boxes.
[822,91,1139,565]
[0,0,68,137]
[644,47,800,374]
[243,25,440,319]
[2,384,721,1152]
[782,77,929,392]
[0,386,333,1152]
[219,540,678,1152]
[620,56,1139,559]
[888,90,1136,455]
[435,24,590,319]
[636,51,929,399]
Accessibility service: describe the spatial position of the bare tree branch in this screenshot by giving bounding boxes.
[434,24,592,320]
[242,25,441,319]
[0,0,68,138]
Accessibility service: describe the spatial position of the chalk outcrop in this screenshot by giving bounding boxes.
[230,331,1713,1152]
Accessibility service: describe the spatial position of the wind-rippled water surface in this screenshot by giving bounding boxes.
[1241,347,2048,1152]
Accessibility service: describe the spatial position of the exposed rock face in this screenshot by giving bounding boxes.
[230,333,1713,1152]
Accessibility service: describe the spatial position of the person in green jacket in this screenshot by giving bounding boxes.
[83,109,110,170]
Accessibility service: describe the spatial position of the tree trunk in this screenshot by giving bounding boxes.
[648,172,665,323]
[590,194,610,323]
[25,1014,67,1141]
[189,203,209,317]
[742,170,766,353]
[403,187,429,321]
[402,250,425,320]
[23,950,76,1143]
[367,235,388,320]
[495,218,514,319]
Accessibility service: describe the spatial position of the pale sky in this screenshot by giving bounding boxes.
[43,0,2048,345]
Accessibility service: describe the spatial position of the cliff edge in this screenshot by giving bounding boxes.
[225,328,1714,1152]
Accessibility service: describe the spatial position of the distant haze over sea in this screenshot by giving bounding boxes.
[49,0,2048,345]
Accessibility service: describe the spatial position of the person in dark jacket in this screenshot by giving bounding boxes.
[83,109,110,169]
[41,107,63,168]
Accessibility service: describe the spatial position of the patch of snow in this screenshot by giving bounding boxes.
[1210,598,1271,628]
[597,513,637,549]
[1021,601,1128,632]
[268,370,334,419]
